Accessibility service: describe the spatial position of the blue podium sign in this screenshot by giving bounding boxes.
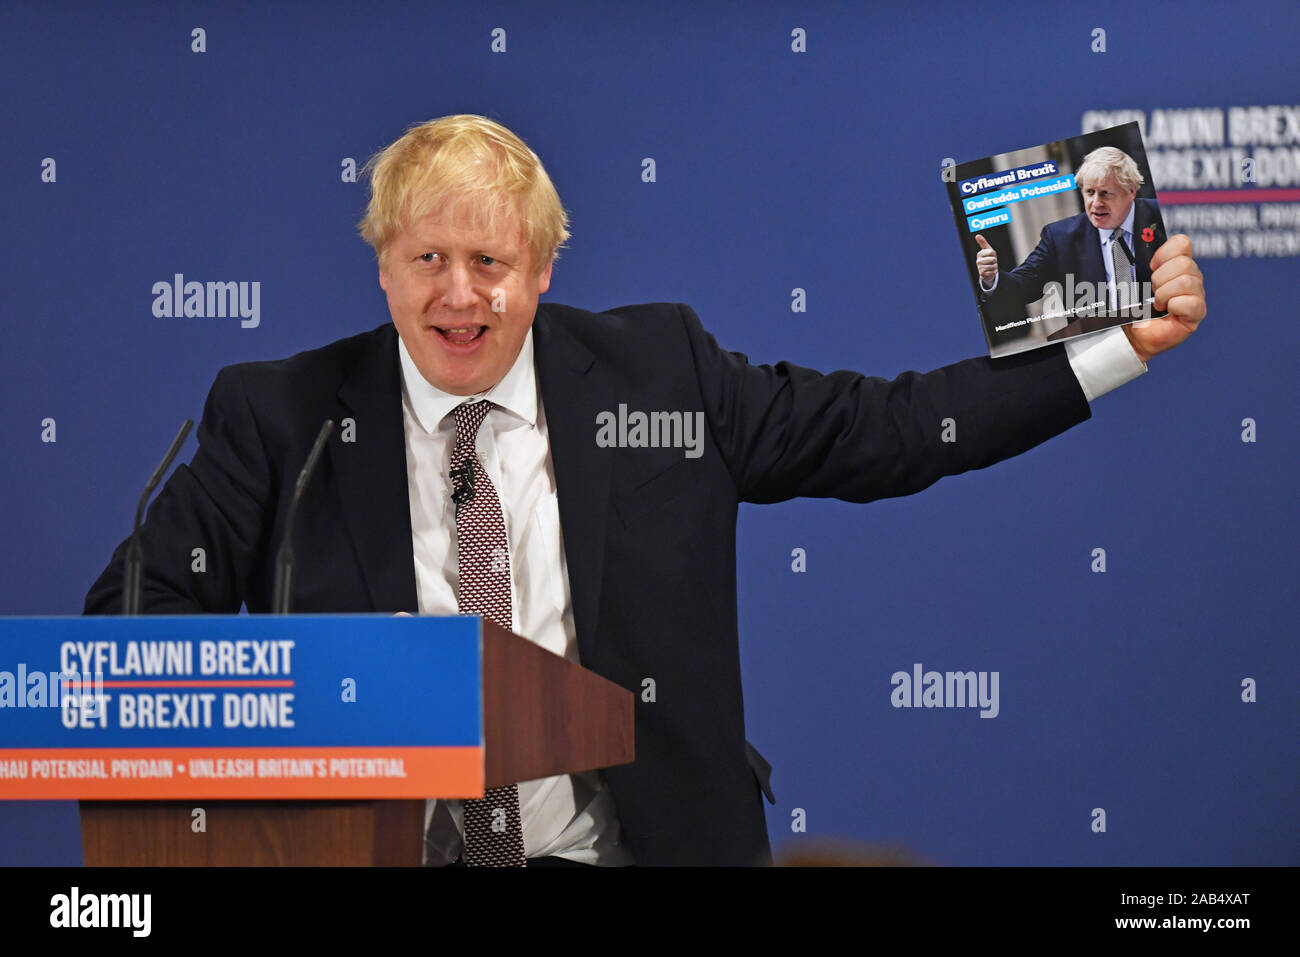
[0,615,484,799]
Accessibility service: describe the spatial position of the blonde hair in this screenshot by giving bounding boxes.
[357,114,570,275]
[1075,146,1144,194]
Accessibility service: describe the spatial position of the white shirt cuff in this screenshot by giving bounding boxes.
[1064,326,1148,403]
[980,273,998,293]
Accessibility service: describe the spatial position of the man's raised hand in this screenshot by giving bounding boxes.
[975,234,999,285]
[1122,234,1207,363]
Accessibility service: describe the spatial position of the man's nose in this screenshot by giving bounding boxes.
[441,262,477,309]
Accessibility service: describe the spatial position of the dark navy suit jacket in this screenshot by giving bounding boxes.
[983,197,1166,307]
[85,301,1092,865]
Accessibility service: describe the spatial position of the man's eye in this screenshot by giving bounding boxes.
[416,253,496,265]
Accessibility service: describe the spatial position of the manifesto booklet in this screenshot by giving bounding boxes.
[946,121,1170,358]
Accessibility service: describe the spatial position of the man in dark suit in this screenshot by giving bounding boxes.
[84,116,1206,866]
[975,146,1166,323]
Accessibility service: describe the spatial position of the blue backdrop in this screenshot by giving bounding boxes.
[1,0,1296,865]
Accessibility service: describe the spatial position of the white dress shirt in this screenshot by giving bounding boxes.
[1100,201,1138,310]
[402,309,1145,866]
[400,328,633,866]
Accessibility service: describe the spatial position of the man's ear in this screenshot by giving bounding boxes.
[378,257,389,293]
[536,256,554,295]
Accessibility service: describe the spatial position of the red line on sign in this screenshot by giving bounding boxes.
[68,680,296,689]
[1158,188,1300,204]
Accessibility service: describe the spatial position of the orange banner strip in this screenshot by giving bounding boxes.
[0,746,483,800]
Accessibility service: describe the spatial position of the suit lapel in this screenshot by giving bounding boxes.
[532,304,614,656]
[1134,199,1163,283]
[333,323,419,612]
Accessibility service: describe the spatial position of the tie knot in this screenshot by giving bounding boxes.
[451,400,492,456]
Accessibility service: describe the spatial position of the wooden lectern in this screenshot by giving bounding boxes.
[79,621,634,866]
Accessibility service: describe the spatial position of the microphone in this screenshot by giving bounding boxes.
[450,458,476,507]
[122,419,194,615]
[272,419,335,615]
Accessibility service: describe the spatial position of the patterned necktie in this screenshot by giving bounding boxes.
[1110,228,1136,314]
[450,399,527,867]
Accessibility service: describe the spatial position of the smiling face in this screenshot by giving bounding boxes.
[378,199,552,396]
[1080,174,1138,232]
